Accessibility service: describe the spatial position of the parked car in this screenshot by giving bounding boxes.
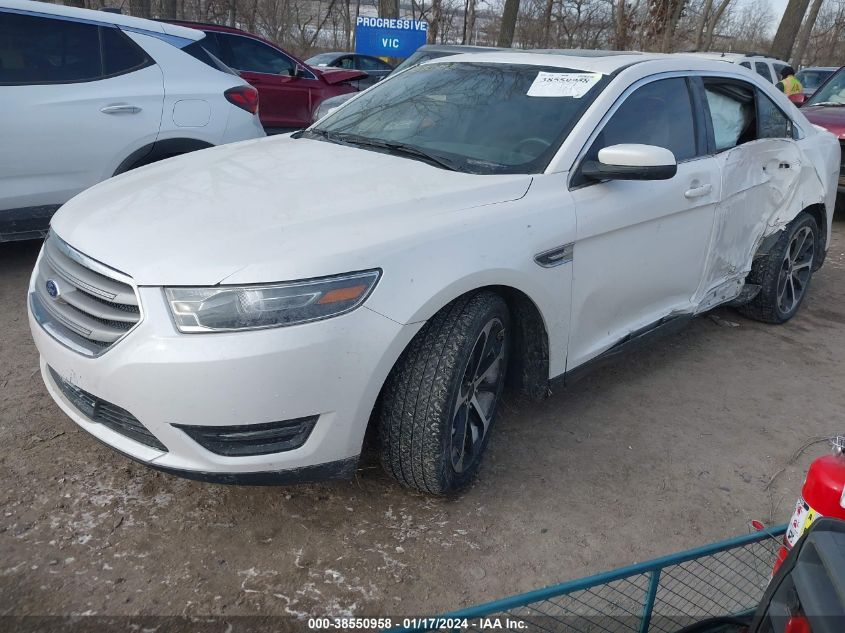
[0,0,265,242]
[167,22,367,131]
[800,65,845,193]
[683,52,789,84]
[312,44,504,122]
[795,66,837,97]
[30,52,839,494]
[304,52,393,87]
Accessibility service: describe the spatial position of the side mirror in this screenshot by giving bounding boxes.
[582,144,677,181]
[789,93,807,106]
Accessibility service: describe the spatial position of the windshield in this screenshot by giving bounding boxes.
[805,67,845,106]
[796,69,834,92]
[305,53,338,67]
[307,61,608,174]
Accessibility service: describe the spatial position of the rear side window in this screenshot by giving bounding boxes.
[703,82,756,151]
[754,62,772,82]
[586,78,698,163]
[218,33,293,75]
[0,12,151,85]
[101,27,150,76]
[198,32,224,60]
[758,91,792,138]
[181,40,236,75]
[703,79,795,149]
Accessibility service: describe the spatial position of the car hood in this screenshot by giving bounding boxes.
[801,105,845,138]
[51,136,532,286]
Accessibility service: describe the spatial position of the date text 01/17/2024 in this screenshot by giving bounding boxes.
[307,617,529,630]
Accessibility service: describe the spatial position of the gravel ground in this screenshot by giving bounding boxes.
[2,217,844,625]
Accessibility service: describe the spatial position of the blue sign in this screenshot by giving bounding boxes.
[355,17,427,59]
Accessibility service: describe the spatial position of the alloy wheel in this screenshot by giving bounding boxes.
[776,226,814,315]
[450,317,507,474]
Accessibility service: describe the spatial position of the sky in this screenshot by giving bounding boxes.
[769,0,789,26]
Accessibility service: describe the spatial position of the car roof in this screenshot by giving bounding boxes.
[416,44,505,54]
[2,0,202,40]
[427,49,654,74]
[681,51,785,63]
[424,49,797,78]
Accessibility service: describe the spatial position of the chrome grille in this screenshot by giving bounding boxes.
[30,233,141,357]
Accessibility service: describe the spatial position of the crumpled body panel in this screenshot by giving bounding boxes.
[694,138,824,312]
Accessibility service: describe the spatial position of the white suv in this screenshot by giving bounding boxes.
[683,52,790,84]
[29,52,839,495]
[0,0,265,242]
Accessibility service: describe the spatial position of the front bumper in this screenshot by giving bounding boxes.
[30,282,419,482]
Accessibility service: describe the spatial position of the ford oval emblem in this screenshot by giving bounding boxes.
[45,279,60,299]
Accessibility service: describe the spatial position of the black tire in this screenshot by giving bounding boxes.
[378,291,510,495]
[738,212,818,324]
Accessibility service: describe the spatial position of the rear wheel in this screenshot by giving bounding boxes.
[378,291,510,494]
[739,213,817,324]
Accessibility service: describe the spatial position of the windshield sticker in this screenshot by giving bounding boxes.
[527,72,603,98]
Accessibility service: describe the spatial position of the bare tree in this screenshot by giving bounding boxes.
[461,0,477,43]
[791,0,824,65]
[770,0,811,60]
[498,0,521,46]
[161,0,179,19]
[379,0,399,18]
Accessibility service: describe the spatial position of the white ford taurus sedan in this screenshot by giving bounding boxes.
[29,51,840,494]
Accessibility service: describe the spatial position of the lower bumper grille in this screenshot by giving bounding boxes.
[48,367,166,452]
[173,417,317,456]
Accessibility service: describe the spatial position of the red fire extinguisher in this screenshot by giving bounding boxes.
[773,436,845,575]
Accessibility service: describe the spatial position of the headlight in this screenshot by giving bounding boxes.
[165,270,381,333]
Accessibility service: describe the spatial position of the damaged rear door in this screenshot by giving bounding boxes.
[694,77,804,311]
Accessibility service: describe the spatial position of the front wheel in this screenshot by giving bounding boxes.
[739,212,818,324]
[378,291,510,495]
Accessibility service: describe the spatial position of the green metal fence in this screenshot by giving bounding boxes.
[392,524,786,633]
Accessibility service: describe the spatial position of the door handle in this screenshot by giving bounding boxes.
[100,104,142,115]
[684,183,712,199]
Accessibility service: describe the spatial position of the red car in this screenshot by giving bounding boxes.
[800,65,845,194]
[168,22,366,131]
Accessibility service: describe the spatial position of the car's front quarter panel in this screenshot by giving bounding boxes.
[363,173,577,378]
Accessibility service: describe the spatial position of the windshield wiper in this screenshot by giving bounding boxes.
[804,101,845,107]
[300,128,338,141]
[329,133,461,172]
